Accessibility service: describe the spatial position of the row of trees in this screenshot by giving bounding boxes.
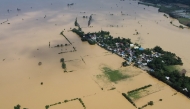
[122,93,137,108]
[127,84,152,94]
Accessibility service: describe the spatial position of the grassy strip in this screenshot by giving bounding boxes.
[164,65,180,72]
[158,5,179,13]
[128,91,141,100]
[128,84,152,94]
[178,17,190,26]
[102,67,129,82]
[122,93,137,108]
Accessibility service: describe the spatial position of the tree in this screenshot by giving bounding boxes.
[60,58,64,63]
[153,46,164,53]
[62,62,66,69]
[45,105,49,109]
[147,57,165,70]
[14,104,21,109]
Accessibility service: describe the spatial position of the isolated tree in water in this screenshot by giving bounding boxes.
[14,104,21,109]
[60,58,64,63]
[62,62,66,69]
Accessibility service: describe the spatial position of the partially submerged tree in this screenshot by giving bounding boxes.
[60,58,66,70]
[60,58,64,63]
[14,104,21,109]
[148,101,154,105]
[62,62,66,69]
[38,62,42,66]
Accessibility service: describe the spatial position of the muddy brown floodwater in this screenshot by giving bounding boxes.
[0,0,190,109]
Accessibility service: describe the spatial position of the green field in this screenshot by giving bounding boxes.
[128,91,141,100]
[102,67,129,82]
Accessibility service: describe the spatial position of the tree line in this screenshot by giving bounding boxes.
[142,0,190,5]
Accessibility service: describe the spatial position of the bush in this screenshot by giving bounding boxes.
[64,100,69,103]
[45,105,49,109]
[179,25,184,29]
[38,62,42,66]
[148,101,153,105]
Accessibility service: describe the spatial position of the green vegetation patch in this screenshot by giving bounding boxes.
[102,67,129,82]
[122,93,137,108]
[127,84,152,100]
[128,91,141,100]
[159,6,179,13]
[164,65,181,72]
[178,17,190,25]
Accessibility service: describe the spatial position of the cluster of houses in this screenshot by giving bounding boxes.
[82,33,165,72]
